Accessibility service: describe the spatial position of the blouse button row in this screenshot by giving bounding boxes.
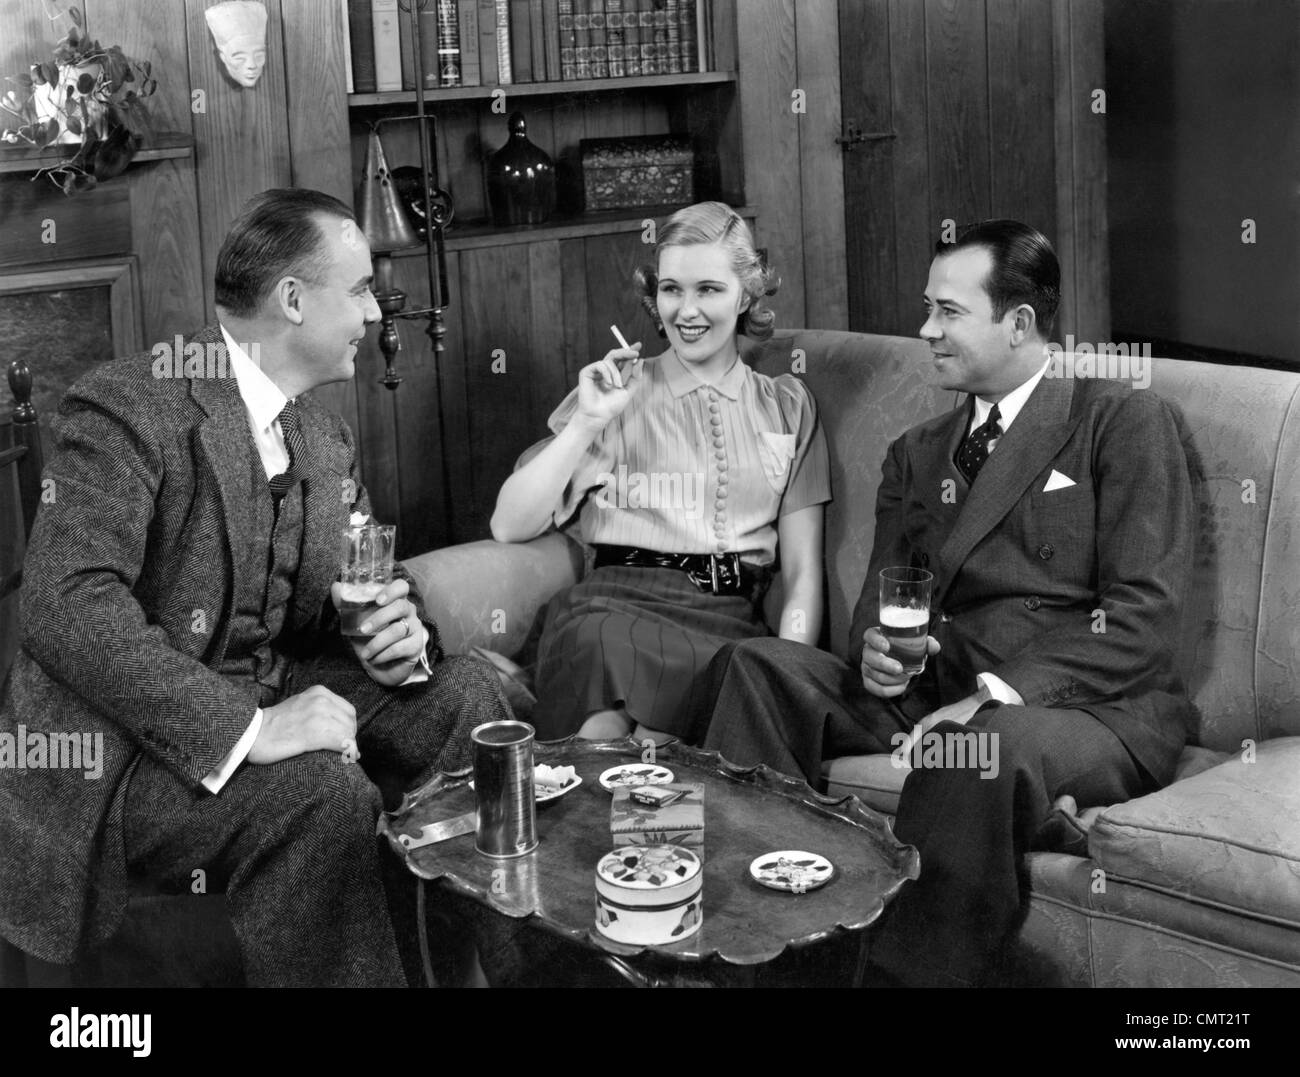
[708,392,728,549]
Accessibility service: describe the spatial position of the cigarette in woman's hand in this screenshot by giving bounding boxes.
[610,325,631,350]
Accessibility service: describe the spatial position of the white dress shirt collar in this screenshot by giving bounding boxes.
[221,324,288,432]
[970,353,1052,433]
[221,324,291,479]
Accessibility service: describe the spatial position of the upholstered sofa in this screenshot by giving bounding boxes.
[406,329,1300,988]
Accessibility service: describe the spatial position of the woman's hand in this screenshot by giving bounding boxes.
[490,344,641,544]
[575,345,643,430]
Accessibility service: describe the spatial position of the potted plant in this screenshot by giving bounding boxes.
[0,4,158,192]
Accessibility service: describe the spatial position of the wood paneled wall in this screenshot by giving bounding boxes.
[735,0,848,332]
[839,0,1108,343]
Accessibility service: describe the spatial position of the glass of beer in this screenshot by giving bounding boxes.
[879,567,933,675]
[338,523,396,636]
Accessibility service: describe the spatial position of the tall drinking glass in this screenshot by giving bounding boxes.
[338,523,396,637]
[879,567,933,675]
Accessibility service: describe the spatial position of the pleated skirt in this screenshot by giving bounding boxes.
[530,565,771,739]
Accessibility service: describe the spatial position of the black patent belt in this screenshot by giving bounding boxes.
[593,544,770,597]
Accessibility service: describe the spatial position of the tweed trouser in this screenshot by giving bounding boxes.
[124,655,509,987]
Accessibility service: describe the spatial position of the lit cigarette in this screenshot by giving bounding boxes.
[610,325,631,350]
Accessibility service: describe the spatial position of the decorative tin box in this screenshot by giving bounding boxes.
[594,844,703,945]
[610,782,704,850]
[580,134,695,211]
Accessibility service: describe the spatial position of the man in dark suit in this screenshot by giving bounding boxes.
[698,220,1193,987]
[0,188,509,986]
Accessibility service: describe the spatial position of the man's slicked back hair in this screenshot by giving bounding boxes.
[215,188,357,318]
[935,219,1060,339]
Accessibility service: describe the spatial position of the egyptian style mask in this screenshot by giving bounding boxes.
[205,1,269,88]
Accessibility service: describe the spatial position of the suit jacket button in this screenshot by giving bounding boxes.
[1024,596,1041,611]
[1037,543,1054,560]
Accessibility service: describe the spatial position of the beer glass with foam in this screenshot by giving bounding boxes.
[338,523,396,636]
[878,567,933,675]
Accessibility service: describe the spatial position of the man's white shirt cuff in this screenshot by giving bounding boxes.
[400,626,434,685]
[201,626,431,794]
[976,672,1024,707]
[202,708,265,794]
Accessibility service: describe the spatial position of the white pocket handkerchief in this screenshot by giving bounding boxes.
[1043,469,1077,492]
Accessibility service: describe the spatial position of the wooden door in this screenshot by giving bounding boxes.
[838,0,1108,343]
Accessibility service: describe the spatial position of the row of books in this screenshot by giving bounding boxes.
[344,0,713,93]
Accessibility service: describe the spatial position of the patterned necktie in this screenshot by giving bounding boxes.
[956,402,1002,484]
[268,400,306,500]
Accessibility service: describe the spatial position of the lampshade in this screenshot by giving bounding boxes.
[358,126,420,253]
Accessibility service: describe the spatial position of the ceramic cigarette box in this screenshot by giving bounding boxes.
[610,782,704,850]
[594,844,703,946]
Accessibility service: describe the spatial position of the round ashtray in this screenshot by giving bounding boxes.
[749,851,835,893]
[598,763,675,792]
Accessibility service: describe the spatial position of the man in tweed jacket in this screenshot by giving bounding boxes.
[0,188,507,986]
[700,221,1194,987]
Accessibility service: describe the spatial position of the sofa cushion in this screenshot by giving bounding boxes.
[823,742,1233,822]
[1089,736,1300,926]
[823,754,905,815]
[402,532,583,659]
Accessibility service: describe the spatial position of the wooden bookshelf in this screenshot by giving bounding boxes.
[348,70,736,107]
[419,203,757,251]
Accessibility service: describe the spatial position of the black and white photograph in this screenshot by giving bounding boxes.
[0,0,1294,1045]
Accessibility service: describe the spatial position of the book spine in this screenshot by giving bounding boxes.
[495,0,513,84]
[398,3,415,88]
[676,0,696,73]
[349,1,377,92]
[530,0,551,80]
[509,0,533,82]
[678,0,696,72]
[342,0,354,92]
[636,0,655,75]
[542,0,563,82]
[606,0,624,78]
[664,0,681,74]
[589,0,608,78]
[477,0,499,86]
[459,0,481,86]
[558,0,577,80]
[698,0,710,71]
[372,0,402,91]
[574,0,591,79]
[435,0,460,86]
[651,0,667,75]
[622,0,641,77]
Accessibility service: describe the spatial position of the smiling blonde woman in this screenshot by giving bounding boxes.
[491,202,831,745]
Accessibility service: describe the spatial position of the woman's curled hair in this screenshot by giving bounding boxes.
[633,201,780,341]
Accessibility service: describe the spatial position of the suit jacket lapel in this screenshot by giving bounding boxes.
[293,407,353,633]
[189,327,256,644]
[935,374,1077,609]
[190,325,355,636]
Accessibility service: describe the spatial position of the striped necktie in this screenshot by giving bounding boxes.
[269,400,306,500]
[956,402,1001,484]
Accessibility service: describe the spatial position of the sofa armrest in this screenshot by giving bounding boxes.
[401,531,585,659]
